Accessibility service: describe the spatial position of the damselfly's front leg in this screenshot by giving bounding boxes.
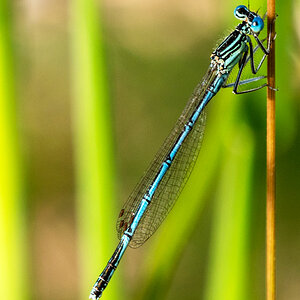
[223,23,277,94]
[223,35,267,90]
[249,15,277,74]
[223,46,267,94]
[230,48,268,94]
[247,34,272,74]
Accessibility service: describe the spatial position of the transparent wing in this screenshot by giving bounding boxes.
[116,66,217,248]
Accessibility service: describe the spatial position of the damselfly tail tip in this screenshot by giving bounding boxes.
[89,289,100,300]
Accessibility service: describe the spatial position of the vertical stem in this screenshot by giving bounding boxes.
[266,0,276,300]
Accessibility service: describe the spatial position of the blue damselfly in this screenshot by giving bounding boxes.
[90,5,275,299]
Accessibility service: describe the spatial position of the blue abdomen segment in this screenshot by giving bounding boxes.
[146,75,226,192]
[125,75,227,240]
[89,234,131,299]
[91,70,228,300]
[117,71,228,247]
[126,199,149,235]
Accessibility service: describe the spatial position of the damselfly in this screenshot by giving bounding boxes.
[90,5,275,299]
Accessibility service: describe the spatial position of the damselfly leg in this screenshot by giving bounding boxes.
[224,26,276,94]
[232,47,268,94]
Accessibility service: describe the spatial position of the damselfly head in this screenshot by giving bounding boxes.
[234,5,264,34]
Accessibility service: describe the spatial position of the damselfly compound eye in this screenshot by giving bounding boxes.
[234,5,249,20]
[251,16,264,33]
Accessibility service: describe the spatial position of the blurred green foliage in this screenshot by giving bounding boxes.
[0,1,28,299]
[70,0,119,299]
[0,1,299,300]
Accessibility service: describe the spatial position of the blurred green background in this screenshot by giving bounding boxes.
[0,0,299,299]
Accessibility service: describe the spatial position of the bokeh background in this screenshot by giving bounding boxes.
[0,0,299,299]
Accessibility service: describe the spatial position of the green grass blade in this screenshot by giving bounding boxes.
[0,1,27,299]
[70,0,119,299]
[204,124,254,300]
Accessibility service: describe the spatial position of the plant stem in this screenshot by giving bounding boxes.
[266,0,276,299]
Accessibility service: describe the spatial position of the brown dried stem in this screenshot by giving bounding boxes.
[266,0,276,299]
